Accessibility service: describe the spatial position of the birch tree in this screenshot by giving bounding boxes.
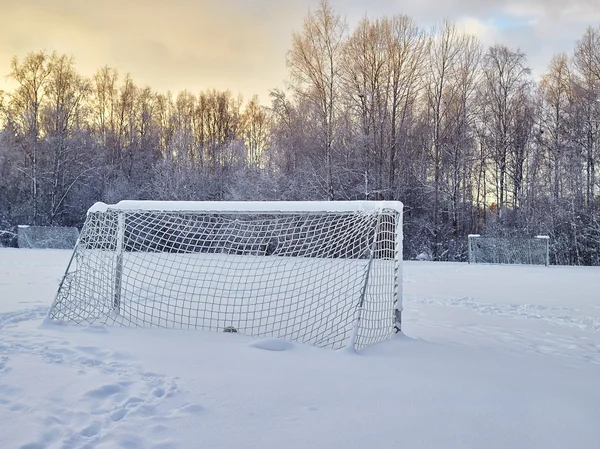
[287,0,346,200]
[572,26,600,206]
[41,54,94,224]
[479,45,532,220]
[7,51,53,224]
[425,22,480,257]
[385,15,428,194]
[242,95,270,167]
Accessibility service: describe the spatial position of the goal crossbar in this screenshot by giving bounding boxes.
[88,200,404,215]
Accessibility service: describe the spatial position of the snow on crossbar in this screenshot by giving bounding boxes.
[88,200,404,214]
[48,201,403,350]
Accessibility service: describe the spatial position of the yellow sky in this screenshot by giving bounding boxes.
[0,0,315,103]
[1,0,599,104]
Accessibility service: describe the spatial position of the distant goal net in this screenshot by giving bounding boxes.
[47,201,403,350]
[468,234,549,266]
[17,225,79,249]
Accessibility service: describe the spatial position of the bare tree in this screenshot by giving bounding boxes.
[173,90,197,165]
[444,32,482,237]
[196,90,243,177]
[7,51,53,224]
[341,14,428,199]
[572,26,600,206]
[385,15,428,195]
[154,91,175,158]
[479,44,532,220]
[342,16,391,195]
[242,95,270,167]
[287,0,346,200]
[41,54,94,224]
[539,53,575,202]
[425,21,480,258]
[91,66,119,150]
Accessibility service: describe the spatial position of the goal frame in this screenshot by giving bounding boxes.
[468,234,550,266]
[47,200,404,351]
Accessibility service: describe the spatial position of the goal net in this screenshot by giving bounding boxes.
[47,201,403,350]
[468,234,549,266]
[17,225,79,249]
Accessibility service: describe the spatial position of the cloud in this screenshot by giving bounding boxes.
[333,0,599,77]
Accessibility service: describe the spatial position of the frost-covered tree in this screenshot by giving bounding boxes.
[287,0,346,200]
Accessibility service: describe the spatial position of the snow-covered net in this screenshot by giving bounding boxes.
[48,201,403,350]
[468,235,549,266]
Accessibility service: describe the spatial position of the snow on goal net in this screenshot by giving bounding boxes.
[468,234,550,266]
[47,201,403,350]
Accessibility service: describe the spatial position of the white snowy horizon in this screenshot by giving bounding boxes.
[1,248,599,448]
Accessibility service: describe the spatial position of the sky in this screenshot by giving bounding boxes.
[1,0,599,104]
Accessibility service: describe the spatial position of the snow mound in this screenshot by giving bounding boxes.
[249,338,294,351]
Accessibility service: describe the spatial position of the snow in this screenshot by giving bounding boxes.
[1,248,600,449]
[248,338,295,352]
[87,200,404,214]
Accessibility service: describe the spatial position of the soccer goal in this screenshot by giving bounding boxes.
[468,234,550,266]
[47,201,403,350]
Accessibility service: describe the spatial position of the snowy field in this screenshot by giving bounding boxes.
[1,248,599,449]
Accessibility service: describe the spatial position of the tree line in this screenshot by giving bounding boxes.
[1,0,599,265]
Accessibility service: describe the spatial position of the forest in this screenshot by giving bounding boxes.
[0,1,599,265]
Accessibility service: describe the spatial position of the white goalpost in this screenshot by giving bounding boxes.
[47,200,404,350]
[468,234,550,266]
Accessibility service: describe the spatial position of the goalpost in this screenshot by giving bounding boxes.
[47,200,403,350]
[468,234,550,266]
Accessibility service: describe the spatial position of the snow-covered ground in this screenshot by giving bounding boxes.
[1,248,599,449]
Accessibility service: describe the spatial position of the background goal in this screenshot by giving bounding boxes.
[468,234,550,266]
[17,225,79,249]
[47,201,403,350]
